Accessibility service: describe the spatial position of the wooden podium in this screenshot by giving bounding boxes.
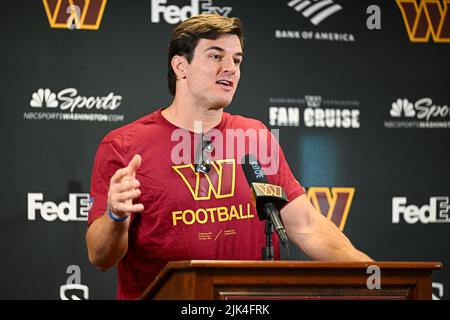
[141,260,442,300]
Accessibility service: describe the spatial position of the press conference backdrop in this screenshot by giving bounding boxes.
[1,0,449,299]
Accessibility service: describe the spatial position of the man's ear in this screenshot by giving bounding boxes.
[171,55,187,80]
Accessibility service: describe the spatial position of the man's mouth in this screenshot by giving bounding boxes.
[216,79,233,88]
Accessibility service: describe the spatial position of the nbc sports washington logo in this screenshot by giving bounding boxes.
[384,97,450,129]
[396,0,450,43]
[25,88,124,123]
[42,0,107,30]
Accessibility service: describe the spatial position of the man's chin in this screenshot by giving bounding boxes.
[210,96,234,110]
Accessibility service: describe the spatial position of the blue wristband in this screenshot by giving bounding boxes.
[107,208,130,222]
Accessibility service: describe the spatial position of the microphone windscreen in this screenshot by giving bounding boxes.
[241,154,268,184]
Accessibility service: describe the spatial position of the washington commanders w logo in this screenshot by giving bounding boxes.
[42,0,107,30]
[396,0,450,43]
[253,183,283,198]
[307,187,355,231]
[172,159,236,200]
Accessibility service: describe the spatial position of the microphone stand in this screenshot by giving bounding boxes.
[261,204,290,261]
[262,220,274,261]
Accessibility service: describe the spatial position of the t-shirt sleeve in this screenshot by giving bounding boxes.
[271,141,305,203]
[88,140,126,225]
[259,122,305,204]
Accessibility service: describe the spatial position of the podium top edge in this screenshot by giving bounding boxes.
[141,260,443,299]
[169,260,443,270]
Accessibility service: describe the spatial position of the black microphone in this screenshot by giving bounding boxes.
[241,154,290,247]
[194,133,213,174]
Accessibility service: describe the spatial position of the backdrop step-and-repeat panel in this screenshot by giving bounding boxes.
[0,0,449,299]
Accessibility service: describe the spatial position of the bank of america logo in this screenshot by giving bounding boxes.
[287,0,343,25]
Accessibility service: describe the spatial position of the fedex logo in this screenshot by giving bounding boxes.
[151,0,232,24]
[27,193,91,222]
[392,197,450,224]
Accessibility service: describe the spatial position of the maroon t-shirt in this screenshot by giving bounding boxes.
[88,108,305,299]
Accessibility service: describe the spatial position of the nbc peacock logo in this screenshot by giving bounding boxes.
[390,98,416,118]
[30,88,59,108]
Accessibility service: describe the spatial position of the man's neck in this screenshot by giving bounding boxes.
[162,97,224,132]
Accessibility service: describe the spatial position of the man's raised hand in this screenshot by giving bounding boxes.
[107,154,144,218]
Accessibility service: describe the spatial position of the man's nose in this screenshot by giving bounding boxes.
[222,56,238,74]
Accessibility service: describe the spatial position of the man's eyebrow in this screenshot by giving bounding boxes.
[205,46,243,56]
[205,46,224,52]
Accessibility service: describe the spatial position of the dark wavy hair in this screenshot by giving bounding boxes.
[167,14,243,96]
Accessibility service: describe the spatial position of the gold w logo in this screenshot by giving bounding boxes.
[42,0,107,30]
[172,159,236,200]
[307,187,355,231]
[253,183,283,197]
[396,0,450,42]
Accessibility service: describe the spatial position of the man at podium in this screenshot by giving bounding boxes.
[86,14,371,300]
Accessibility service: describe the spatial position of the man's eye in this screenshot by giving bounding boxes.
[211,54,222,61]
[234,59,242,65]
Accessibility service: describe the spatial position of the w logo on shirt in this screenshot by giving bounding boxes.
[307,187,355,231]
[396,0,450,43]
[172,159,236,200]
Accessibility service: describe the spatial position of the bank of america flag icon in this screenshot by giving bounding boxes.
[287,0,343,25]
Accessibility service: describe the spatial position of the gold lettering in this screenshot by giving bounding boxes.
[229,205,240,221]
[206,207,216,223]
[182,209,196,225]
[217,206,229,222]
[240,203,254,219]
[172,210,183,226]
[196,208,208,224]
[172,203,257,227]
[247,203,255,218]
